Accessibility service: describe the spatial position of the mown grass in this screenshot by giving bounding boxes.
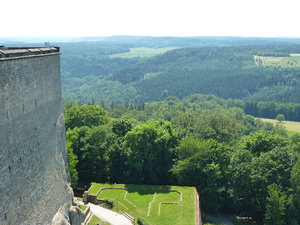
[109,47,178,58]
[88,183,195,225]
[80,204,88,211]
[88,183,126,195]
[88,215,111,225]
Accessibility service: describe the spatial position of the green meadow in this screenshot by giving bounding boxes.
[89,215,111,225]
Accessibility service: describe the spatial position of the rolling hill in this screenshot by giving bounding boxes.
[61,41,300,106]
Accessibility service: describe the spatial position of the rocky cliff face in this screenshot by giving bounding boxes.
[0,47,84,225]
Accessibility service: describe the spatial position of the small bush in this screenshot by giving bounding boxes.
[102,199,114,209]
[137,218,149,225]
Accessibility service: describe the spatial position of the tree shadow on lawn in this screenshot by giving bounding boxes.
[124,184,171,195]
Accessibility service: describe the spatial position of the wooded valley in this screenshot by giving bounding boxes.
[59,36,300,224]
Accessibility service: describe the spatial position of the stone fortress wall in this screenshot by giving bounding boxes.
[0,47,83,225]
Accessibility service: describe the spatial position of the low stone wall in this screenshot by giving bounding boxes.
[82,206,92,225]
[84,206,91,217]
[96,187,128,198]
[195,188,202,225]
[88,195,98,204]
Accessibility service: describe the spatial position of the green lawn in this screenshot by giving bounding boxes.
[88,183,196,225]
[89,215,111,225]
[80,205,88,212]
[88,183,126,195]
[109,47,178,58]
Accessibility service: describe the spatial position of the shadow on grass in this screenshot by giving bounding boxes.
[124,184,171,195]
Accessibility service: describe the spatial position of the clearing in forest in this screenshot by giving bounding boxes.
[109,47,178,58]
[260,118,300,136]
[254,55,300,67]
[88,183,197,225]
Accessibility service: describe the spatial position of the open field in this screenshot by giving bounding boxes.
[109,47,178,58]
[88,183,196,225]
[260,118,300,135]
[254,55,300,67]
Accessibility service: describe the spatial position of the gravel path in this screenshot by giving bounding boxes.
[88,203,132,225]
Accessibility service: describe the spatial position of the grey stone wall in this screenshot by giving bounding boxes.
[0,53,79,224]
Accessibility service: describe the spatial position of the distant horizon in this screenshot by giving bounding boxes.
[2,35,300,44]
[2,35,300,38]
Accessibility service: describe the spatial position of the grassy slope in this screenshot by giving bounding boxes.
[260,118,300,136]
[88,183,195,225]
[63,45,300,105]
[109,47,178,58]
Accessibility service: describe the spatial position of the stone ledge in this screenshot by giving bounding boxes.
[0,52,60,61]
[0,47,60,60]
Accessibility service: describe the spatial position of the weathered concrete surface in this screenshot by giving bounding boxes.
[0,49,84,225]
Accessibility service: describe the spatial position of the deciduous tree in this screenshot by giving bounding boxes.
[124,119,178,184]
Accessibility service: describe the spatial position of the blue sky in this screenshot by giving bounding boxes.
[2,0,300,37]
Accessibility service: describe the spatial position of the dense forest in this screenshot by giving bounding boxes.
[64,94,300,224]
[57,37,300,122]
